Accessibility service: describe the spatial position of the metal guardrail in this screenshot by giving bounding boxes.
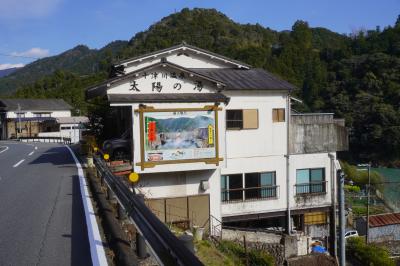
[221,185,279,202]
[93,155,203,266]
[295,181,327,195]
[18,136,71,144]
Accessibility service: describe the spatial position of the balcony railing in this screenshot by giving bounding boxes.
[221,185,279,203]
[295,181,327,195]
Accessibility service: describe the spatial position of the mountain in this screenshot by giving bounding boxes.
[0,67,20,78]
[5,8,400,162]
[0,41,128,95]
[154,115,214,132]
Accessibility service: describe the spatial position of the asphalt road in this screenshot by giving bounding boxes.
[0,141,92,266]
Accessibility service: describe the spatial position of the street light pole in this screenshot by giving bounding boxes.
[338,169,346,266]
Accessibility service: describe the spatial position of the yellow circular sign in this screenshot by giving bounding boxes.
[129,172,139,183]
[103,153,110,160]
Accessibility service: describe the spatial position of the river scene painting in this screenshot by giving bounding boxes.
[144,110,216,162]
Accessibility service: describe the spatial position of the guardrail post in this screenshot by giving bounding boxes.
[117,203,126,220]
[136,194,148,259]
[107,186,115,201]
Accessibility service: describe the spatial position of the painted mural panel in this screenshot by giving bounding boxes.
[143,110,216,162]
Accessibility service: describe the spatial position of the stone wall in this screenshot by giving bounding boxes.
[222,228,282,243]
[222,229,314,265]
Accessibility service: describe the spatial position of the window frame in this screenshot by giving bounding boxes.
[221,171,278,202]
[226,109,259,130]
[226,109,243,130]
[295,168,326,195]
[16,112,25,118]
[272,108,285,123]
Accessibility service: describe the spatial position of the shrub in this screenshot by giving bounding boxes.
[344,184,361,193]
[347,237,394,266]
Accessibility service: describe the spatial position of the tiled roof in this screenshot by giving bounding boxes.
[369,213,400,227]
[85,61,227,100]
[0,99,72,111]
[191,68,296,91]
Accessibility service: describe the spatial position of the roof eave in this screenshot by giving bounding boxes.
[115,43,251,70]
[86,61,228,100]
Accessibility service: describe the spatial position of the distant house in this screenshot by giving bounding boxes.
[356,212,400,242]
[0,99,86,143]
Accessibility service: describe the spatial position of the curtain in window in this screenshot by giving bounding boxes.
[296,169,310,193]
[310,169,324,193]
[260,172,275,197]
[221,175,227,201]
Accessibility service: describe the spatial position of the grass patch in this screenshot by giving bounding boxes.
[195,240,275,266]
[352,205,386,217]
[195,240,237,266]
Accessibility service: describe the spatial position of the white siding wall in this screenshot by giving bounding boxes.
[223,90,288,159]
[6,110,71,118]
[136,169,221,221]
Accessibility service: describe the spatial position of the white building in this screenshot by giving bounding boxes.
[0,99,87,143]
[86,43,348,249]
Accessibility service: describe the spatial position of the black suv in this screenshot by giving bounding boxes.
[102,130,131,160]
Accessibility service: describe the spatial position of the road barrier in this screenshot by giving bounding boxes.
[18,136,71,144]
[93,155,203,266]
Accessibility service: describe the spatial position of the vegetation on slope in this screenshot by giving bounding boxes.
[4,8,400,163]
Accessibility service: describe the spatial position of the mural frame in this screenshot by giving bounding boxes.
[135,105,222,170]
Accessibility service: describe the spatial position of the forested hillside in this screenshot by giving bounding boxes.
[6,8,400,162]
[0,41,127,94]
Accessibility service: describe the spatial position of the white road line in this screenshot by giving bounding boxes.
[13,159,25,168]
[65,145,108,266]
[28,151,34,156]
[0,146,9,154]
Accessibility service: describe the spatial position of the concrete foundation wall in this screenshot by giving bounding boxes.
[370,224,400,242]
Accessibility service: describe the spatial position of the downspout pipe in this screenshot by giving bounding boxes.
[286,93,291,235]
[328,153,337,258]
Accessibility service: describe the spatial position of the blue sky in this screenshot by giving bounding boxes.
[0,0,399,69]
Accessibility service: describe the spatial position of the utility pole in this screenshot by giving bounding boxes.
[366,163,371,244]
[358,163,371,244]
[17,103,21,139]
[338,169,346,266]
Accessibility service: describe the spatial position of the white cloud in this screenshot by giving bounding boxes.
[0,63,25,70]
[0,0,62,20]
[11,48,50,58]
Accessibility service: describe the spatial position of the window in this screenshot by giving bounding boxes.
[221,174,243,201]
[33,113,51,118]
[16,112,25,118]
[245,172,277,199]
[295,168,326,194]
[226,110,243,129]
[226,109,258,130]
[272,108,285,122]
[221,172,278,202]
